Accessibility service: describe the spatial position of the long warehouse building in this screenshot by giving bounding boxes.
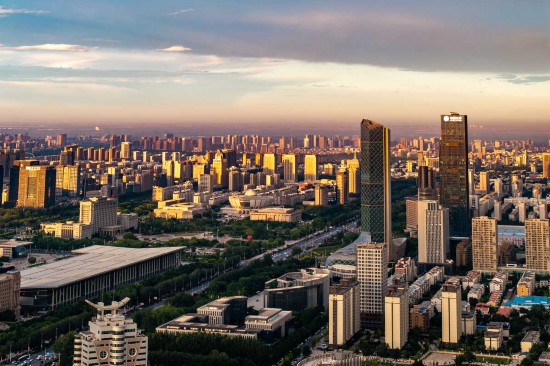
[20,245,184,311]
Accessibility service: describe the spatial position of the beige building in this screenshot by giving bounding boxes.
[282,154,297,183]
[120,142,132,160]
[525,219,550,270]
[74,298,147,366]
[441,278,462,343]
[314,184,329,206]
[328,279,360,347]
[0,272,21,317]
[80,197,118,234]
[347,153,360,195]
[153,202,205,219]
[521,331,540,353]
[41,221,93,239]
[356,242,387,326]
[472,216,499,272]
[263,153,276,175]
[335,167,348,204]
[384,286,409,349]
[250,207,301,222]
[543,153,550,179]
[417,200,449,264]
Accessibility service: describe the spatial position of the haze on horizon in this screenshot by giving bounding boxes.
[0,0,549,131]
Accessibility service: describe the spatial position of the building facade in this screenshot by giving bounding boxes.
[525,219,550,271]
[356,242,387,327]
[328,279,360,347]
[80,197,118,234]
[17,161,56,208]
[441,278,462,343]
[384,286,409,349]
[472,216,498,272]
[417,200,449,264]
[0,272,21,317]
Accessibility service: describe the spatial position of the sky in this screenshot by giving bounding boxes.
[0,0,549,135]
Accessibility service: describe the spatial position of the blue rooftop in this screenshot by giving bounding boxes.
[506,296,550,307]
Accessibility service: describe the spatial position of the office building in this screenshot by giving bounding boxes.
[417,200,449,264]
[336,167,349,204]
[441,278,462,343]
[304,154,317,182]
[74,298,148,366]
[16,161,56,208]
[472,216,498,272]
[0,272,21,317]
[417,166,436,201]
[385,286,409,349]
[282,154,297,183]
[250,207,301,222]
[525,219,550,271]
[20,245,183,310]
[543,153,550,179]
[356,242,387,327]
[440,113,470,237]
[328,279,360,347]
[196,296,248,325]
[80,197,118,235]
[479,171,489,194]
[406,198,418,230]
[264,268,330,311]
[360,119,392,255]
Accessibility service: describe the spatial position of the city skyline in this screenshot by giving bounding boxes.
[0,0,549,131]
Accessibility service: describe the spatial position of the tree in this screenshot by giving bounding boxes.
[123,232,138,240]
[28,256,36,265]
[53,331,76,366]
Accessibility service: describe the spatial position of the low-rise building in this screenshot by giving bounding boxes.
[467,284,485,301]
[484,329,503,351]
[462,270,481,290]
[394,257,417,283]
[489,272,508,293]
[539,351,550,364]
[41,221,93,239]
[250,207,301,222]
[153,202,206,219]
[462,311,476,335]
[521,331,540,353]
[410,301,434,330]
[517,271,536,297]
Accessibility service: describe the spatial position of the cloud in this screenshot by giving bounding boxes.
[0,5,48,16]
[0,44,89,52]
[168,8,194,16]
[494,74,550,85]
[158,45,192,52]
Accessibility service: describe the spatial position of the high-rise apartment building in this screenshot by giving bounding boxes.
[479,171,489,194]
[74,298,148,366]
[282,154,297,183]
[263,153,276,175]
[121,142,132,160]
[80,197,118,234]
[543,153,550,179]
[57,133,67,147]
[440,113,470,237]
[417,200,449,264]
[304,154,317,182]
[384,286,409,349]
[441,278,462,343]
[356,242,387,327]
[525,219,550,270]
[315,184,329,206]
[472,216,498,272]
[328,279,360,347]
[211,151,228,187]
[336,167,349,204]
[17,161,56,208]
[360,120,392,251]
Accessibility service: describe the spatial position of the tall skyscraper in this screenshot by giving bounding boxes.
[360,119,392,248]
[315,184,329,206]
[328,279,360,347]
[211,151,228,187]
[304,154,317,182]
[356,242,387,327]
[347,153,360,195]
[17,161,56,208]
[479,171,489,194]
[543,153,550,179]
[440,113,470,237]
[525,219,550,270]
[74,298,148,366]
[417,200,450,264]
[121,142,132,160]
[472,216,498,272]
[384,285,409,349]
[57,133,67,147]
[282,154,297,183]
[441,278,462,343]
[336,167,349,204]
[417,166,436,201]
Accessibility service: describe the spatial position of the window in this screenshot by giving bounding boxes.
[99,350,108,360]
[129,348,137,357]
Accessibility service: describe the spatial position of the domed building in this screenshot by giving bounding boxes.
[228,189,274,210]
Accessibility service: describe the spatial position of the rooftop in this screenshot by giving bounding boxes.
[20,245,183,289]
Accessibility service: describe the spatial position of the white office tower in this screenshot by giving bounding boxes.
[417,200,449,264]
[74,298,147,366]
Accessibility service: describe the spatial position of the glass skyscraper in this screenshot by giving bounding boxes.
[360,119,392,250]
[439,113,470,237]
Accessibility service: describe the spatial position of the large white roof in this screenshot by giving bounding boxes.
[20,245,183,289]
